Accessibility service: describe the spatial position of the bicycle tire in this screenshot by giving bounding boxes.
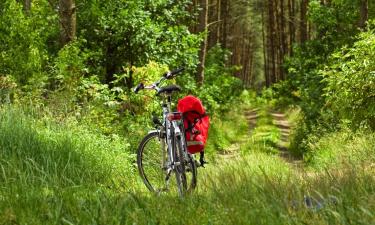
[137,131,197,194]
[137,131,169,193]
[174,135,197,195]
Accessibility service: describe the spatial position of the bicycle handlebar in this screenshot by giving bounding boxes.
[163,67,185,79]
[133,83,144,94]
[133,67,185,94]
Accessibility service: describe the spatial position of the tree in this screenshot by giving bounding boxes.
[359,0,368,29]
[197,0,208,85]
[24,0,31,12]
[300,0,309,43]
[59,0,76,46]
[287,0,295,56]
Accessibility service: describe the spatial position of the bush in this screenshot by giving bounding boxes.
[322,24,375,130]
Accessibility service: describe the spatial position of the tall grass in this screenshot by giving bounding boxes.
[0,106,374,225]
[3,153,373,224]
[0,106,135,188]
[0,106,141,224]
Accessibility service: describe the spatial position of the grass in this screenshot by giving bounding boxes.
[241,106,281,155]
[205,107,249,154]
[0,105,374,224]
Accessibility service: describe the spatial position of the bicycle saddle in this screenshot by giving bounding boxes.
[157,85,181,95]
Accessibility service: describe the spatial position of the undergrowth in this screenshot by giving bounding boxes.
[0,99,374,225]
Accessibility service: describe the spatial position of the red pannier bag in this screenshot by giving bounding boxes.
[177,95,210,154]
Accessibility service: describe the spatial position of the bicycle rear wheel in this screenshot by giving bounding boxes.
[174,135,197,196]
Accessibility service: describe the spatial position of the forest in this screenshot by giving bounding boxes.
[0,0,374,224]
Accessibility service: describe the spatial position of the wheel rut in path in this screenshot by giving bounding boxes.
[244,108,258,133]
[271,112,302,165]
[217,109,258,159]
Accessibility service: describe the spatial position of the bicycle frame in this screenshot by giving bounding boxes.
[159,93,188,177]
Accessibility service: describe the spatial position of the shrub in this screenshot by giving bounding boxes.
[322,24,375,130]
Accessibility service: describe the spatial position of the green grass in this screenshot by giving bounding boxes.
[242,106,281,155]
[303,128,375,170]
[2,153,374,224]
[205,107,249,154]
[0,105,374,225]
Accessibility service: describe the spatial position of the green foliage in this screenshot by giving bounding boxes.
[0,0,57,86]
[282,0,362,120]
[52,40,89,88]
[197,45,243,112]
[322,26,375,129]
[78,0,200,83]
[0,76,18,103]
[280,0,372,152]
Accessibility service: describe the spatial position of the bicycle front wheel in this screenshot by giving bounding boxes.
[137,131,168,193]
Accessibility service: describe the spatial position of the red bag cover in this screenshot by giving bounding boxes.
[177,96,210,154]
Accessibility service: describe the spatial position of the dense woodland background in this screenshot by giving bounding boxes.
[0,0,375,224]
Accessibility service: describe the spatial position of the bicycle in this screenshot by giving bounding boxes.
[134,68,197,196]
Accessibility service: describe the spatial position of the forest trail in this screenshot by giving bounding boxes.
[270,111,302,165]
[242,108,302,165]
[215,107,304,168]
[244,108,258,132]
[216,108,258,159]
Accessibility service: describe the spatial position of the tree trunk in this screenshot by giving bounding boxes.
[220,0,229,48]
[59,0,76,46]
[359,0,368,29]
[262,8,269,87]
[24,0,31,13]
[288,0,295,56]
[207,0,217,49]
[300,0,308,43]
[268,0,276,84]
[216,0,221,43]
[197,0,209,85]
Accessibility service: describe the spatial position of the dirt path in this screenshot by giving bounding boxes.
[218,108,302,166]
[244,108,258,133]
[270,112,302,165]
[243,108,301,164]
[217,109,258,160]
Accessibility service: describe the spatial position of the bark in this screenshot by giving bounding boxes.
[216,0,221,43]
[197,0,209,85]
[300,0,308,43]
[262,8,269,87]
[220,0,229,48]
[268,0,276,84]
[188,0,198,33]
[359,0,368,29]
[288,0,295,56]
[207,0,217,49]
[24,0,31,12]
[59,0,76,46]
